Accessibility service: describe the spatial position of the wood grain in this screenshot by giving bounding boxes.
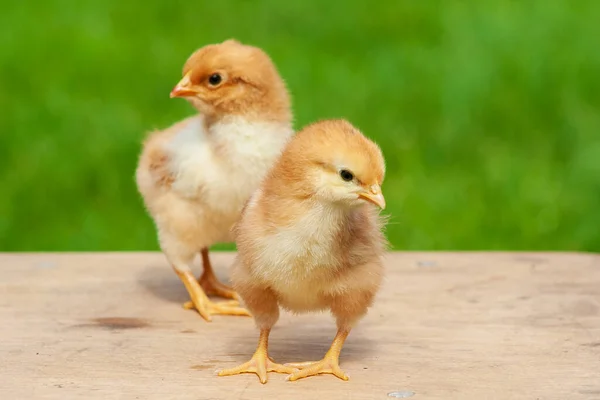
[0,252,598,399]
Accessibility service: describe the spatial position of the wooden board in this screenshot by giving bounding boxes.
[0,252,599,399]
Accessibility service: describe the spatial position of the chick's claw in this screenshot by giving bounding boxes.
[286,357,349,382]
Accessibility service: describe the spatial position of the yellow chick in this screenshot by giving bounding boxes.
[135,39,294,321]
[218,119,387,383]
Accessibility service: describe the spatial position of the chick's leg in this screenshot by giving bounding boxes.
[182,248,240,309]
[197,247,239,301]
[174,267,250,321]
[217,284,292,383]
[165,244,247,320]
[286,290,374,381]
[285,329,350,382]
[217,328,296,384]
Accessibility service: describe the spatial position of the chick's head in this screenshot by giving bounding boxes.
[280,119,386,210]
[170,39,290,122]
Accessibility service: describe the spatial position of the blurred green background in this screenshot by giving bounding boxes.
[1,1,599,252]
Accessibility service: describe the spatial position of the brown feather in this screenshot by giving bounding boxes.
[134,39,294,321]
[231,119,388,331]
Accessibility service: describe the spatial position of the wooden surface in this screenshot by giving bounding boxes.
[1,252,599,399]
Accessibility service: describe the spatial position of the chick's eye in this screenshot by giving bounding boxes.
[208,73,222,86]
[340,169,354,182]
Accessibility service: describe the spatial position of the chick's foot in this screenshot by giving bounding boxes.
[218,355,296,384]
[285,356,349,382]
[182,299,250,320]
[217,329,296,384]
[286,329,350,382]
[176,269,250,321]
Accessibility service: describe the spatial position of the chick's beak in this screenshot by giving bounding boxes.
[170,72,197,98]
[170,86,197,98]
[358,184,386,209]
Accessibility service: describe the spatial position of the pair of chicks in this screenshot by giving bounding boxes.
[136,39,388,384]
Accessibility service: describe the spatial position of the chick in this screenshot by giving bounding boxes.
[135,39,294,321]
[217,119,387,383]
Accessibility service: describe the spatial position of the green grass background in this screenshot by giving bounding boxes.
[1,1,599,252]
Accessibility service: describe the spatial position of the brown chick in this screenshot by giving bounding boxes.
[135,39,294,321]
[217,119,387,383]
